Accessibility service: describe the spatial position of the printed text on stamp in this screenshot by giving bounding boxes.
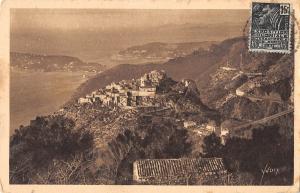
[249,2,291,53]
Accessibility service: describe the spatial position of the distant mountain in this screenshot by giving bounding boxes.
[111,41,216,64]
[10,52,106,72]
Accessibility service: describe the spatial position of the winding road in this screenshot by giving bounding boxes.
[232,108,294,130]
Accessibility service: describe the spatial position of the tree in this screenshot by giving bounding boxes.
[9,115,93,184]
[221,125,293,185]
[202,132,223,157]
[164,128,191,158]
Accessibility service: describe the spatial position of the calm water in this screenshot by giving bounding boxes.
[10,71,90,135]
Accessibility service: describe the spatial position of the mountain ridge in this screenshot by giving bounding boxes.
[112,41,217,64]
[10,52,106,72]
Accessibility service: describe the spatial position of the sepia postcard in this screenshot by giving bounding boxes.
[0,0,300,193]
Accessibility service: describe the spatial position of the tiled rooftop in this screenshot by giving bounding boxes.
[133,158,227,181]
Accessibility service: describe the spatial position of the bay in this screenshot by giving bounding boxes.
[10,71,91,135]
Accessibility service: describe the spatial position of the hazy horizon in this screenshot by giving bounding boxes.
[11,9,249,66]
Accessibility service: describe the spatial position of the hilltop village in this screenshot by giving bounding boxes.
[77,70,228,141]
[76,66,292,144]
[75,66,284,144]
[78,70,166,108]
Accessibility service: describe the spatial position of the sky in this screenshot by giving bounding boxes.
[10,9,249,65]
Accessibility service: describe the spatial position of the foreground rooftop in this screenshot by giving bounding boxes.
[133,158,227,183]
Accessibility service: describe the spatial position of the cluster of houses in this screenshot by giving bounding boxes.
[183,120,219,137]
[182,119,234,145]
[78,70,167,108]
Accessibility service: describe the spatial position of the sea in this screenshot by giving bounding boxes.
[10,70,92,135]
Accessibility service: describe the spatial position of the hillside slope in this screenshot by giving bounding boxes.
[10,71,219,184]
[72,36,294,136]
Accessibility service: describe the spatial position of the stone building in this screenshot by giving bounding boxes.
[140,70,167,87]
[133,158,227,184]
[220,119,253,143]
[183,120,217,136]
[78,97,92,104]
[183,120,197,128]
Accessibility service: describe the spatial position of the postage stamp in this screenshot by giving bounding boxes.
[249,2,292,53]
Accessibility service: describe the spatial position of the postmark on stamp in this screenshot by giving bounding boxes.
[249,2,292,53]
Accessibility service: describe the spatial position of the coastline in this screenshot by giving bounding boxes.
[10,70,93,135]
